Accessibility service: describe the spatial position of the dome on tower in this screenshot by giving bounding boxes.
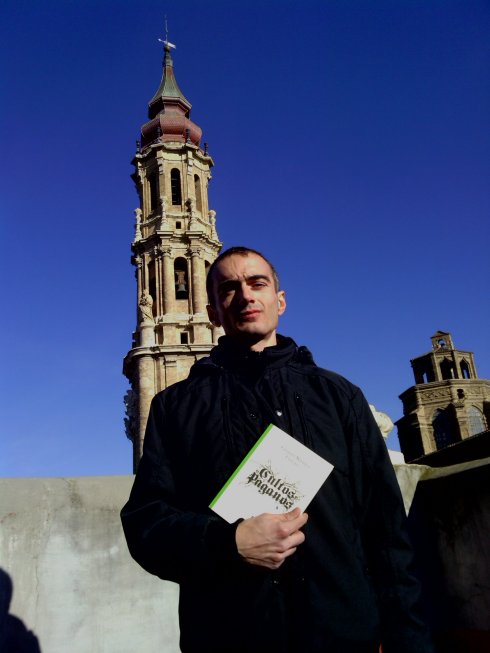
[140,42,202,148]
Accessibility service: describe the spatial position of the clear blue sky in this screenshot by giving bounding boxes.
[1,0,489,477]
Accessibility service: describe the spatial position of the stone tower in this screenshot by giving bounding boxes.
[123,41,222,469]
[396,331,490,462]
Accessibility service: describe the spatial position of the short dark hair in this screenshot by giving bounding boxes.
[206,246,280,305]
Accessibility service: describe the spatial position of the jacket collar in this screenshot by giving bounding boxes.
[210,334,299,372]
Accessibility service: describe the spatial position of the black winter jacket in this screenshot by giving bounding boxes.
[121,336,432,653]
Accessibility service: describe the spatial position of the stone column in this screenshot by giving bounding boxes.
[164,356,178,387]
[142,253,149,293]
[159,196,170,230]
[190,249,206,314]
[162,249,175,314]
[143,172,149,218]
[135,354,155,469]
[134,255,143,323]
[451,350,459,379]
[212,326,221,344]
[154,249,162,317]
[158,251,165,317]
[133,208,142,242]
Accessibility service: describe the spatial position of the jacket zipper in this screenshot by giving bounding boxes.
[294,393,313,449]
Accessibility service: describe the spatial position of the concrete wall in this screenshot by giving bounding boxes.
[1,462,489,652]
[0,476,180,653]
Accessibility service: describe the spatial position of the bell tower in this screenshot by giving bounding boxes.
[124,39,223,469]
[396,331,490,462]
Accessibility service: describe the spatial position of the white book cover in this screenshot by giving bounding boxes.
[209,423,334,523]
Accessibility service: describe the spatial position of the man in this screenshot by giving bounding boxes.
[121,247,432,653]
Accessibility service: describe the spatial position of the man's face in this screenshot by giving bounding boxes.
[207,253,286,351]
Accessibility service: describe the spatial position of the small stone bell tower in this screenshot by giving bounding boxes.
[123,40,222,469]
[396,331,490,462]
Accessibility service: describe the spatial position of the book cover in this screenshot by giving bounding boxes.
[209,423,334,523]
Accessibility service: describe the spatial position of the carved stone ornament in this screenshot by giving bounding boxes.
[159,195,170,229]
[135,164,144,184]
[138,289,154,325]
[209,210,218,239]
[134,208,142,241]
[369,404,394,440]
[424,390,449,400]
[157,156,165,174]
[123,388,139,442]
[186,198,198,228]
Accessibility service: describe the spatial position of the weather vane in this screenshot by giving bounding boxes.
[158,15,176,49]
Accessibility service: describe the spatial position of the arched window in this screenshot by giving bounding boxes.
[174,258,189,300]
[171,168,182,205]
[194,174,202,213]
[468,406,485,436]
[432,408,454,450]
[414,360,435,384]
[460,360,471,379]
[440,358,455,380]
[148,171,159,213]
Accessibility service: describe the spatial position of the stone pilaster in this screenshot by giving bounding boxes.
[136,355,155,464]
[162,249,175,314]
[190,248,206,314]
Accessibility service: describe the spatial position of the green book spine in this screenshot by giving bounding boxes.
[209,423,274,508]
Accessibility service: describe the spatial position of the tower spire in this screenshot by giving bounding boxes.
[150,24,190,122]
[142,30,200,147]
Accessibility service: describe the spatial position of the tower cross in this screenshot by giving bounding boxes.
[158,16,176,49]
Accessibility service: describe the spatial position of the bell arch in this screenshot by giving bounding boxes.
[171,168,182,205]
[440,358,456,380]
[460,359,471,379]
[174,257,189,300]
[194,174,202,213]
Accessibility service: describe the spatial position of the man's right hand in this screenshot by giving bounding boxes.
[235,508,308,570]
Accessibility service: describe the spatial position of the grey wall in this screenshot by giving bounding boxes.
[1,461,489,652]
[0,476,180,653]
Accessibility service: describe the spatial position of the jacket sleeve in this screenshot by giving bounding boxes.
[348,388,434,653]
[120,392,240,584]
